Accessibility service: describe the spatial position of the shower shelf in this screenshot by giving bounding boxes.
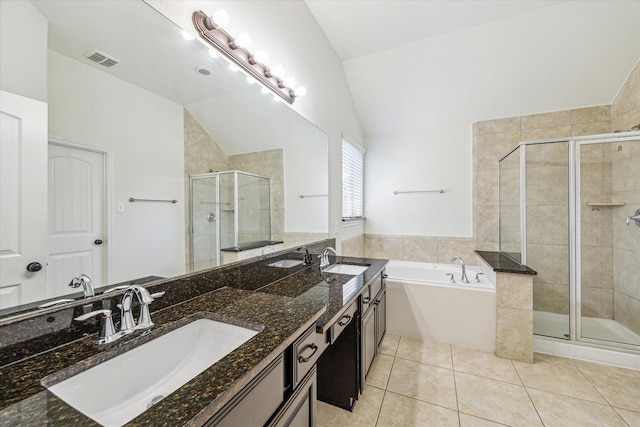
[586,202,625,210]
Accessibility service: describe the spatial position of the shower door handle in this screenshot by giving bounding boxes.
[207,212,216,222]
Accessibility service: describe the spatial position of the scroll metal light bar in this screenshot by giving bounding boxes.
[192,10,298,104]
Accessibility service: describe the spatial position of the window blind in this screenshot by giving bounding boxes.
[342,139,365,220]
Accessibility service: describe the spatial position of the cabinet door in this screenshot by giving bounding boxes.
[376,288,387,348]
[269,367,316,427]
[362,306,376,379]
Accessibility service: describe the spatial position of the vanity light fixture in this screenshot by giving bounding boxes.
[192,10,302,104]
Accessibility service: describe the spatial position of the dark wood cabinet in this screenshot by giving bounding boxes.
[268,367,317,427]
[361,300,376,378]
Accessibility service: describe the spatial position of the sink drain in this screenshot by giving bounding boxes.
[147,395,165,409]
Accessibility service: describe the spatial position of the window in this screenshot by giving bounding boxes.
[342,137,365,221]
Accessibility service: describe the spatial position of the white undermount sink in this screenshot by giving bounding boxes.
[268,259,304,268]
[46,318,260,427]
[323,264,369,275]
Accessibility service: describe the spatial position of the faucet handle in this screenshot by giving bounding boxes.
[150,291,165,299]
[474,272,485,283]
[75,309,121,345]
[445,273,456,283]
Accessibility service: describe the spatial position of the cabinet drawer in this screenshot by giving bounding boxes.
[329,302,357,344]
[293,326,320,389]
[370,273,383,301]
[361,286,372,314]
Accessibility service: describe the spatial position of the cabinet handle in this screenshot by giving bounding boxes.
[338,314,352,327]
[382,273,388,279]
[362,296,371,304]
[297,343,318,363]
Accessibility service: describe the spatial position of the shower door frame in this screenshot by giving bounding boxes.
[190,173,221,269]
[515,131,640,352]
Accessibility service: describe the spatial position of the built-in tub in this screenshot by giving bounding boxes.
[386,260,496,352]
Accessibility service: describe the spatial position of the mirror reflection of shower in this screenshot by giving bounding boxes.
[499,133,640,351]
[190,171,272,272]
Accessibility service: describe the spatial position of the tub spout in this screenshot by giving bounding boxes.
[450,256,470,283]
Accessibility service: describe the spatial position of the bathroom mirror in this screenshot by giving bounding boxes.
[0,0,328,316]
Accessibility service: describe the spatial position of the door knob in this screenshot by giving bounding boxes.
[94,239,103,245]
[26,262,43,272]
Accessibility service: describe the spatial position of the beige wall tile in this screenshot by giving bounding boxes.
[571,121,612,136]
[476,168,500,207]
[341,234,365,257]
[473,116,521,135]
[476,205,499,245]
[533,281,569,314]
[365,234,403,259]
[497,273,533,310]
[611,60,640,120]
[527,244,569,285]
[522,111,571,130]
[401,235,438,262]
[612,107,640,131]
[614,292,640,336]
[475,132,521,168]
[436,238,479,265]
[522,126,571,141]
[526,205,569,245]
[496,308,533,363]
[571,105,611,124]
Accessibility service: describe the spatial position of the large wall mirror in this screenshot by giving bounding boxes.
[0,0,328,316]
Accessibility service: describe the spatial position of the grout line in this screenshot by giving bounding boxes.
[450,345,461,427]
[612,407,633,427]
[513,364,546,427]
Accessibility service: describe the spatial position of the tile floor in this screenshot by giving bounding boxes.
[317,334,640,427]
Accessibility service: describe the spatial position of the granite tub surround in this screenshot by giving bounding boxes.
[0,239,389,426]
[476,251,536,364]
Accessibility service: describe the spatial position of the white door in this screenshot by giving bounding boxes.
[48,143,105,297]
[0,91,48,309]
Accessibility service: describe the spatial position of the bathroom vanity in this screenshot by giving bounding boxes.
[0,241,387,426]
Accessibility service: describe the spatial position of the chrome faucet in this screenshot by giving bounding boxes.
[299,246,314,266]
[319,247,337,270]
[119,285,164,333]
[68,274,94,298]
[75,285,164,344]
[450,256,470,283]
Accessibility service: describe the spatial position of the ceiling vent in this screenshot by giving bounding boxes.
[84,50,120,67]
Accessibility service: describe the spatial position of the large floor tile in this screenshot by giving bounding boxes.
[378,333,400,356]
[455,371,542,427]
[366,353,394,389]
[571,358,640,380]
[386,357,457,410]
[376,391,459,427]
[513,358,607,403]
[395,336,452,369]
[316,386,384,427]
[587,372,640,412]
[459,413,510,426]
[452,345,521,384]
[528,388,627,427]
[615,408,640,427]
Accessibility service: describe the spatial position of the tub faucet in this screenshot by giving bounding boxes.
[450,256,470,283]
[68,274,94,298]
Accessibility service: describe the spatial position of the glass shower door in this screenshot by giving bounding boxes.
[191,175,219,271]
[578,138,640,347]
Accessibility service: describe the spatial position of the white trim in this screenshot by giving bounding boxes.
[341,132,365,154]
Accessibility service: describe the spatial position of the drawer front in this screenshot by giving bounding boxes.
[370,272,383,300]
[330,302,357,344]
[293,326,320,389]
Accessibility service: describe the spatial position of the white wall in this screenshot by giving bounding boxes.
[48,51,185,283]
[0,0,47,102]
[144,0,364,251]
[347,1,640,238]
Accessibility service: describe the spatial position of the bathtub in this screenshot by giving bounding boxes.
[386,260,496,352]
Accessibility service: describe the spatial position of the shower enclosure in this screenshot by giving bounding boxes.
[190,171,271,271]
[499,132,640,353]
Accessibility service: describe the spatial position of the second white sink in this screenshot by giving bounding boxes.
[323,264,369,275]
[46,318,260,427]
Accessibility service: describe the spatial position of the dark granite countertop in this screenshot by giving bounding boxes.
[476,250,537,275]
[0,244,388,427]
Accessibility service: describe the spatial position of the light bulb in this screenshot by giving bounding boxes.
[210,10,230,28]
[294,86,307,97]
[270,64,284,77]
[283,76,296,88]
[208,49,220,59]
[228,63,239,72]
[246,76,256,85]
[253,50,269,64]
[181,30,195,41]
[261,88,270,95]
[233,32,251,49]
